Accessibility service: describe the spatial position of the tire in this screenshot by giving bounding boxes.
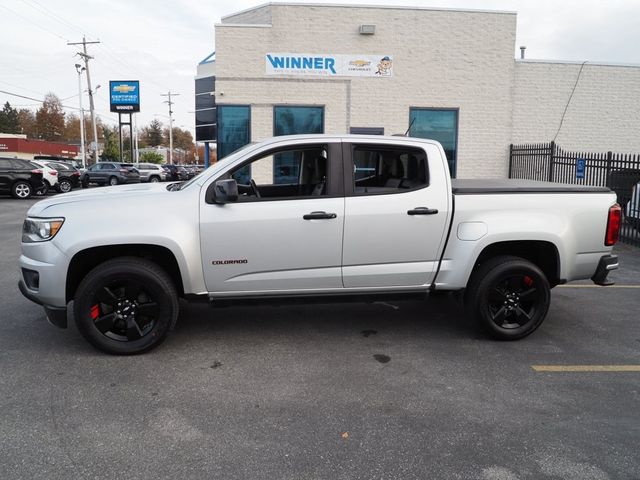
[73,257,179,355]
[464,255,550,340]
[36,180,50,196]
[58,179,72,193]
[109,176,119,186]
[11,181,33,199]
[149,176,160,183]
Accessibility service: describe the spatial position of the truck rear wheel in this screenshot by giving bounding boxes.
[465,255,550,340]
[73,257,179,355]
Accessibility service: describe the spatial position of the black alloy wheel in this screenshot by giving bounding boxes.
[465,256,550,340]
[74,257,179,354]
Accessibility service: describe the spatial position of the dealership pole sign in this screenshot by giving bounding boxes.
[266,53,393,77]
[109,80,140,112]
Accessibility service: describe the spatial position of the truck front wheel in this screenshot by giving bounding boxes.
[465,256,550,340]
[73,257,179,355]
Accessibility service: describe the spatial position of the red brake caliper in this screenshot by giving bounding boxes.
[90,304,100,321]
[523,276,534,287]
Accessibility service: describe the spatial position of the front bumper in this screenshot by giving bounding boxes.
[18,279,68,328]
[591,254,618,286]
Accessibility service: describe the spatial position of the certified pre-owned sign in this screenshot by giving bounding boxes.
[109,80,140,112]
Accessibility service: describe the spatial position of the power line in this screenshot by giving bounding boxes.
[19,0,89,38]
[553,61,588,143]
[0,88,80,111]
[0,3,68,41]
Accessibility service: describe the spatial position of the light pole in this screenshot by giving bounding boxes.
[75,64,86,168]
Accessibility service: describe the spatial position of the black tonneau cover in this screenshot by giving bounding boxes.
[452,179,611,195]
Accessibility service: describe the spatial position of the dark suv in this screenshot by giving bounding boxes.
[0,157,45,199]
[81,162,141,187]
[45,161,82,193]
[162,164,189,181]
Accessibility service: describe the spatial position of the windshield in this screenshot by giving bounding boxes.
[176,142,258,191]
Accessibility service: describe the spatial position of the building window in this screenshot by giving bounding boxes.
[272,106,324,183]
[217,105,250,159]
[274,106,324,136]
[409,108,458,178]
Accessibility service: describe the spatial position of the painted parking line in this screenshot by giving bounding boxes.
[532,365,640,372]
[557,285,640,288]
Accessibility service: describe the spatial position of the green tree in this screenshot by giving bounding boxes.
[141,119,164,147]
[17,109,37,138]
[139,151,165,164]
[100,126,120,161]
[0,102,20,134]
[35,93,65,140]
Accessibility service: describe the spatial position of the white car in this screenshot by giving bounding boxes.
[29,159,59,195]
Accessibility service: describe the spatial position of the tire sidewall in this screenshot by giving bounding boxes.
[74,260,178,355]
[109,176,118,186]
[59,179,72,193]
[472,259,550,340]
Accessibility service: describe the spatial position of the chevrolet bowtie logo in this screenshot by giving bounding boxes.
[113,84,136,93]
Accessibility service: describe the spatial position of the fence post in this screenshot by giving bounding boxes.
[548,141,556,182]
[605,151,613,187]
[508,144,513,178]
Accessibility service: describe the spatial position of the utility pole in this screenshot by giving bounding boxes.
[74,64,86,168]
[161,91,179,164]
[68,36,100,164]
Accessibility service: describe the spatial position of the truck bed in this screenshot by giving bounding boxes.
[452,179,611,195]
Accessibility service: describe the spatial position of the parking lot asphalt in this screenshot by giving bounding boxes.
[1,196,639,480]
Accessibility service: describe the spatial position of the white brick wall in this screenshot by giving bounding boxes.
[513,60,640,153]
[215,4,517,178]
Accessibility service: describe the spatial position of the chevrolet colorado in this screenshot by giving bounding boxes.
[18,135,621,354]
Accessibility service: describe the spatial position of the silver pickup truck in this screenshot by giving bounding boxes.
[18,135,621,354]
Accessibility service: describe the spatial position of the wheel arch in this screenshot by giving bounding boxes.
[66,244,185,303]
[471,240,561,287]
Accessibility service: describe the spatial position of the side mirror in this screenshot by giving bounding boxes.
[209,178,238,204]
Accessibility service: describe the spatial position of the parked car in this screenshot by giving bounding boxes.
[181,165,197,179]
[34,155,83,170]
[80,162,141,187]
[18,135,620,354]
[133,163,167,183]
[29,159,59,195]
[162,164,189,181]
[0,157,45,199]
[45,161,82,193]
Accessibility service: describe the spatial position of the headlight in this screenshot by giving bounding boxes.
[22,217,65,243]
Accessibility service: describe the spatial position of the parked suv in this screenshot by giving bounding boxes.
[29,159,61,195]
[0,157,45,199]
[81,162,141,187]
[45,161,82,193]
[134,163,167,182]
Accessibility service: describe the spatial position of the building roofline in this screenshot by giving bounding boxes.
[516,59,640,69]
[221,1,516,21]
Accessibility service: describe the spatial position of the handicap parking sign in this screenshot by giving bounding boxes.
[576,158,586,179]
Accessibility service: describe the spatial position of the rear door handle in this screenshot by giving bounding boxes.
[303,211,337,220]
[407,207,439,215]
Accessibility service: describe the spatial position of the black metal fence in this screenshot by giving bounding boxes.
[509,142,640,246]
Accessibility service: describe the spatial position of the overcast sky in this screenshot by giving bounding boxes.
[1,0,640,140]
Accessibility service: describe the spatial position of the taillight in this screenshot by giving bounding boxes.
[72,172,80,177]
[119,168,128,173]
[605,204,622,246]
[31,169,42,174]
[50,171,57,176]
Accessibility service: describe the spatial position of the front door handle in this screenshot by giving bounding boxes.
[303,211,337,220]
[407,207,439,215]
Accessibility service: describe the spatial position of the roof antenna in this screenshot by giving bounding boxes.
[404,117,416,136]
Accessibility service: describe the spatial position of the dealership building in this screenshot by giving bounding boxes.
[195,3,640,178]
